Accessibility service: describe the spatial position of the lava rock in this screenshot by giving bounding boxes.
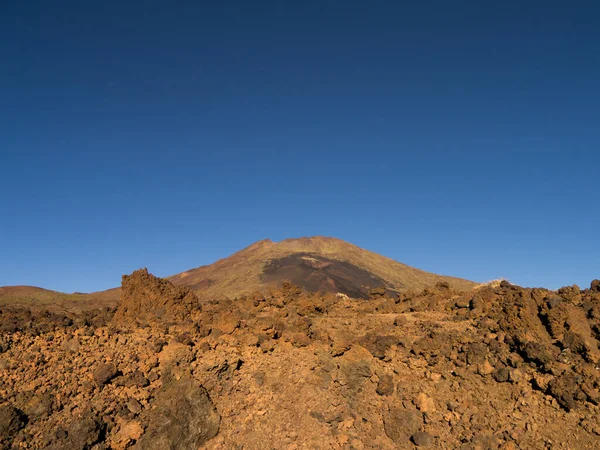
[412,431,434,447]
[133,375,220,449]
[0,405,28,440]
[376,374,394,396]
[124,370,149,388]
[383,406,422,444]
[493,367,510,383]
[93,363,119,387]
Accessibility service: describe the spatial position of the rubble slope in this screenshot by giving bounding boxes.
[1,272,600,449]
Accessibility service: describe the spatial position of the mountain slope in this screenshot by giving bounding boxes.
[168,236,477,298]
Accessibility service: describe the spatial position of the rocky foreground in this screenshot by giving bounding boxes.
[1,270,600,449]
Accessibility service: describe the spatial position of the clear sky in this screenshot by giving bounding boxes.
[1,1,599,293]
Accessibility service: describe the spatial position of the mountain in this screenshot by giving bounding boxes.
[0,237,476,308]
[168,236,477,299]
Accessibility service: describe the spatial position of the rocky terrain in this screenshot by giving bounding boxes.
[1,266,600,449]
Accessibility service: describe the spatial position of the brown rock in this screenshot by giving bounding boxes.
[124,370,149,388]
[93,363,119,386]
[466,342,488,365]
[112,420,144,450]
[414,393,436,413]
[547,373,583,411]
[25,394,55,419]
[393,315,408,326]
[376,374,394,396]
[521,341,556,367]
[477,360,495,376]
[0,405,27,440]
[493,367,510,383]
[290,332,311,348]
[383,406,422,444]
[338,349,372,391]
[61,338,80,353]
[259,338,275,353]
[412,431,435,447]
[127,398,142,415]
[361,334,398,360]
[133,376,220,449]
[114,268,199,325]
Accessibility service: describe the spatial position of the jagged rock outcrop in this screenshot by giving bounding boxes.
[113,268,199,326]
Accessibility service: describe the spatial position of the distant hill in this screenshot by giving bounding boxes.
[0,285,119,312]
[168,236,477,299]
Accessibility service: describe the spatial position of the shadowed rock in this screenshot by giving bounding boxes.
[133,375,220,449]
[0,405,27,441]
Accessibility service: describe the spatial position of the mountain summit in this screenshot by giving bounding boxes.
[169,236,476,299]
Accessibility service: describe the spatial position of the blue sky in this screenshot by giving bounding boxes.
[1,1,599,292]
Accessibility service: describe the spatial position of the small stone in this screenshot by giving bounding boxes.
[467,342,488,365]
[199,341,211,352]
[383,407,422,443]
[446,400,459,411]
[290,332,311,348]
[259,338,275,353]
[412,431,434,447]
[127,398,142,415]
[112,420,144,450]
[175,333,194,346]
[394,316,408,326]
[93,363,119,386]
[493,367,510,383]
[61,338,80,353]
[147,371,160,383]
[477,360,495,376]
[414,393,436,413]
[124,370,149,388]
[376,374,394,396]
[509,369,523,384]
